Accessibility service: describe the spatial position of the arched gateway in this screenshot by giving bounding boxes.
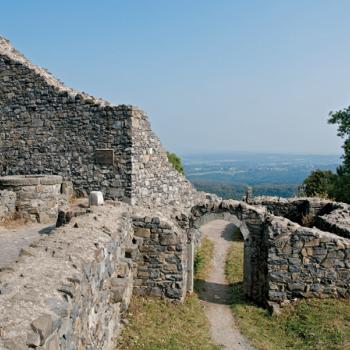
[182,198,269,305]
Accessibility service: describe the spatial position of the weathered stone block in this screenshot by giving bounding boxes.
[89,191,104,206]
[134,227,151,238]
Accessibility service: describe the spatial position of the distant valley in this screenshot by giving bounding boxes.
[182,152,341,199]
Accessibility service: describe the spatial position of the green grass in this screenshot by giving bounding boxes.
[194,236,215,292]
[117,236,219,350]
[225,228,350,350]
[117,295,220,350]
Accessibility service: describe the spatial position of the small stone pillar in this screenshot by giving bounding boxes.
[244,186,253,204]
[89,191,104,206]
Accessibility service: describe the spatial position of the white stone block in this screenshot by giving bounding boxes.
[89,191,104,206]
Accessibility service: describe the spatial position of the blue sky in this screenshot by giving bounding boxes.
[1,0,350,155]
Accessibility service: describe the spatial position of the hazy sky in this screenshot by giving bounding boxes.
[1,0,349,155]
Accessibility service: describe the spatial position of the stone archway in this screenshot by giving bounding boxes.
[186,211,250,294]
[184,199,269,304]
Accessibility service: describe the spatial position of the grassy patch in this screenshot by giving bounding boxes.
[117,296,220,350]
[225,229,350,350]
[118,235,219,350]
[194,236,215,292]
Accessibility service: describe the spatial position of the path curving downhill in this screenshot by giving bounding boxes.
[198,220,254,350]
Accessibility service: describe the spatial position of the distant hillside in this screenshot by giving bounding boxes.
[183,152,340,199]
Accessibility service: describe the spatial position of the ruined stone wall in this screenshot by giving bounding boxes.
[132,210,188,300]
[0,37,132,201]
[251,196,350,238]
[183,197,350,307]
[0,37,200,209]
[0,175,65,223]
[0,204,134,350]
[266,216,350,305]
[129,108,200,208]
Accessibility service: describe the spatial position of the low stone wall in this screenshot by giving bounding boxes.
[0,175,63,223]
[266,216,350,306]
[0,190,16,223]
[132,210,188,300]
[1,195,350,349]
[180,197,350,307]
[315,204,350,239]
[0,203,134,350]
[250,196,350,238]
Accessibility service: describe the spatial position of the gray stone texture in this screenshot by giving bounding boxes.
[251,196,350,238]
[0,36,199,209]
[187,196,350,306]
[0,204,134,350]
[0,175,64,223]
[132,210,188,300]
[0,190,16,223]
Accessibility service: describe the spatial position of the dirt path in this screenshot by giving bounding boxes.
[198,220,254,350]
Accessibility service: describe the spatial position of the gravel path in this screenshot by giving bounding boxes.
[0,224,54,269]
[198,220,254,350]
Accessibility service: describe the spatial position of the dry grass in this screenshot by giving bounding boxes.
[194,236,215,292]
[117,235,219,350]
[225,228,350,350]
[117,295,220,350]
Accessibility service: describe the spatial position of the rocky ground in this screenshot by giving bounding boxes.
[0,223,54,270]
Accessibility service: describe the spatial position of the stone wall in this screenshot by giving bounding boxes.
[0,36,199,209]
[130,108,200,209]
[132,210,188,300]
[251,196,350,238]
[266,216,350,306]
[181,197,350,306]
[0,203,134,350]
[1,195,350,349]
[0,37,133,202]
[0,175,64,223]
[0,189,16,223]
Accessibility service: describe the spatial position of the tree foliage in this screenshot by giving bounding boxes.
[166,152,184,174]
[328,107,350,175]
[303,107,350,203]
[301,169,334,198]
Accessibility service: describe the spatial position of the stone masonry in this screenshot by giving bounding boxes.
[1,36,350,349]
[0,36,199,209]
[182,197,350,306]
[0,203,134,350]
[132,210,188,300]
[251,196,350,238]
[0,175,64,223]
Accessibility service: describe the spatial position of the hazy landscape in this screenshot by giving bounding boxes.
[183,152,341,199]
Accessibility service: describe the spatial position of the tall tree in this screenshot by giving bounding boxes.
[327,107,350,202]
[328,107,350,175]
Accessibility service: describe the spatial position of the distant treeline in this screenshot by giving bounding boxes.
[191,180,298,199]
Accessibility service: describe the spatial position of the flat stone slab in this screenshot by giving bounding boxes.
[0,175,63,187]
